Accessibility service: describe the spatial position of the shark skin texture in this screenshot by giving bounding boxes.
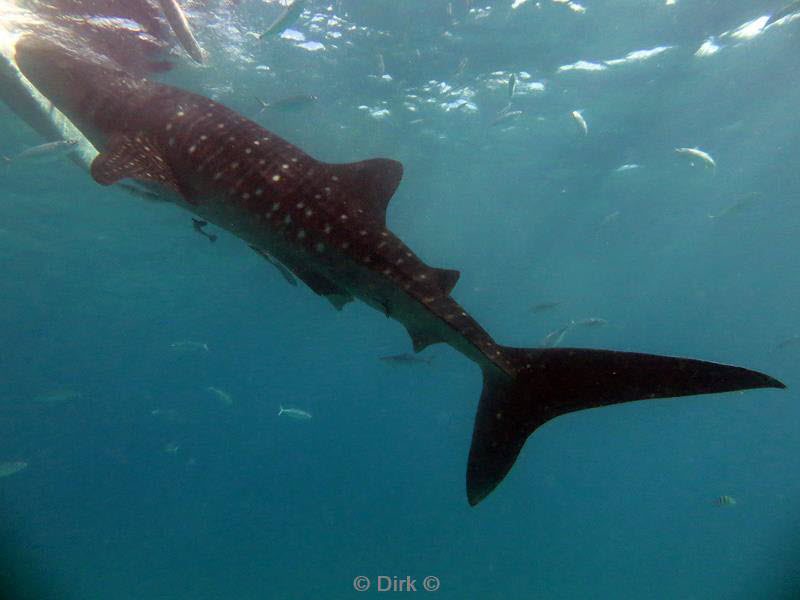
[14,36,785,506]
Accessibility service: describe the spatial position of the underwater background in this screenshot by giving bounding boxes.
[0,0,799,598]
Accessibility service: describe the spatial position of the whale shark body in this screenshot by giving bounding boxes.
[12,36,784,505]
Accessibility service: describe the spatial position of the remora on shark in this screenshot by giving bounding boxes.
[11,36,785,505]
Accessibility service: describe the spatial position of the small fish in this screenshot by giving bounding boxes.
[0,461,28,478]
[150,408,180,420]
[598,211,621,226]
[490,109,522,127]
[675,147,716,170]
[2,139,79,164]
[614,163,641,172]
[34,389,82,404]
[712,495,737,507]
[256,94,318,113]
[169,341,210,352]
[766,0,800,26]
[708,192,761,220]
[774,334,800,351]
[164,442,181,454]
[192,218,217,243]
[118,183,165,202]
[207,386,234,406]
[531,301,561,313]
[455,57,468,77]
[260,0,307,39]
[508,73,516,98]
[572,317,608,328]
[542,324,572,347]
[572,110,588,135]
[250,245,298,286]
[380,353,434,365]
[278,405,312,419]
[377,53,385,76]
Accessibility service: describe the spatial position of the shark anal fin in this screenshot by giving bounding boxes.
[467,346,785,506]
[285,262,353,311]
[327,158,403,225]
[91,132,194,202]
[406,326,442,353]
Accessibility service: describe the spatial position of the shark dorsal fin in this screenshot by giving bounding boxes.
[91,132,190,199]
[328,158,403,225]
[433,267,460,296]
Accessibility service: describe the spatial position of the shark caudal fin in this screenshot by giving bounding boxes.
[466,346,785,506]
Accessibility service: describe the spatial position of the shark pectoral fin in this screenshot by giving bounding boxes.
[91,132,194,202]
[250,246,297,286]
[327,158,403,225]
[466,347,785,506]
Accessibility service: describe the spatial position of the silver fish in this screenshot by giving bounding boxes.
[278,405,312,419]
[380,353,434,365]
[169,341,210,352]
[774,334,800,351]
[542,324,572,347]
[0,461,28,478]
[3,139,79,163]
[675,147,715,169]
[531,301,561,313]
[256,94,318,113]
[207,386,234,406]
[490,109,522,127]
[572,317,608,328]
[260,0,307,39]
[572,110,588,135]
[712,495,737,506]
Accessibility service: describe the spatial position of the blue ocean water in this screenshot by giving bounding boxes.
[0,1,799,598]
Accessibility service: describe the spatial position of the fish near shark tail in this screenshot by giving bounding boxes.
[466,346,785,506]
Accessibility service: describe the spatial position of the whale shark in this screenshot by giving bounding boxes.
[12,36,785,505]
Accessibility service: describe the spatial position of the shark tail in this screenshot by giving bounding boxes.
[466,346,785,506]
[278,405,284,416]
